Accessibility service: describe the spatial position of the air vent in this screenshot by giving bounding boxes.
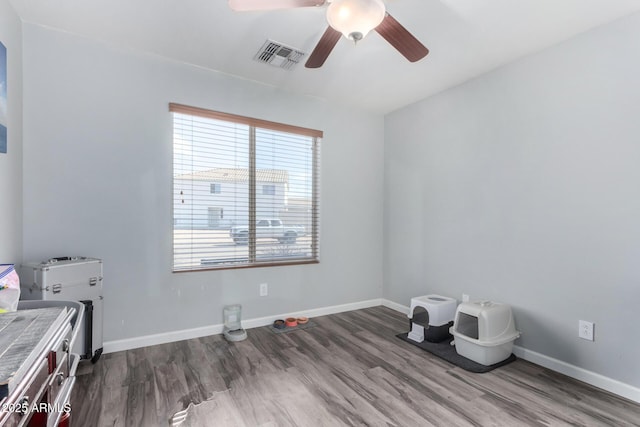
[254,40,306,70]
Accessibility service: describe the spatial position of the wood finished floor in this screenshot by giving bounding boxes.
[71,307,640,426]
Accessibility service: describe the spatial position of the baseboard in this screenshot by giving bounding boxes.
[103,323,225,354]
[241,298,383,330]
[379,298,640,404]
[103,298,383,354]
[512,346,640,404]
[381,298,409,315]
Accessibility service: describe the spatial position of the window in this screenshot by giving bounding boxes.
[262,184,276,196]
[171,103,321,271]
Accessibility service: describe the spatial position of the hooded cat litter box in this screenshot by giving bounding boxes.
[450,301,520,366]
[408,294,457,343]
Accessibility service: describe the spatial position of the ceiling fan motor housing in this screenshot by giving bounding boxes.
[326,0,386,41]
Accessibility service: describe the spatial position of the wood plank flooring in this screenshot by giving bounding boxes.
[71,306,640,426]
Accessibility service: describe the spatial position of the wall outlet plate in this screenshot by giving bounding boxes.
[259,283,268,297]
[579,320,594,341]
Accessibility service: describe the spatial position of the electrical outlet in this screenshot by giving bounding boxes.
[462,294,470,302]
[259,283,268,297]
[579,320,594,341]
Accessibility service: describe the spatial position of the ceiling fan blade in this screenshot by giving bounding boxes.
[228,0,325,12]
[305,26,341,68]
[375,13,429,62]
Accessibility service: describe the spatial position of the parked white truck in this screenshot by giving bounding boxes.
[230,219,305,245]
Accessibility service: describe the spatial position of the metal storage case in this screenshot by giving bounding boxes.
[19,257,104,363]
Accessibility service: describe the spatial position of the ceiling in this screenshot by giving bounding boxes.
[9,0,640,114]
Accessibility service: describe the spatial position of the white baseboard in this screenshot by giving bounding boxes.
[381,298,409,315]
[512,346,640,403]
[103,323,225,354]
[103,298,383,354]
[241,298,382,330]
[104,297,639,404]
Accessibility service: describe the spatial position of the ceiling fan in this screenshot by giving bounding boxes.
[228,0,429,68]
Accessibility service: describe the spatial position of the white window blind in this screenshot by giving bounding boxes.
[171,103,321,271]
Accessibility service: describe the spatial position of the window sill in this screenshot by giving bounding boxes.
[173,259,319,273]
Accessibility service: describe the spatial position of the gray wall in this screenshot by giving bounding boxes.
[21,24,385,342]
[0,0,22,264]
[384,13,640,388]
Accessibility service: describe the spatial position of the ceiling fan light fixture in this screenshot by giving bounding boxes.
[326,0,386,42]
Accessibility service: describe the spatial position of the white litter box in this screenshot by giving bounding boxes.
[408,294,457,343]
[450,301,520,366]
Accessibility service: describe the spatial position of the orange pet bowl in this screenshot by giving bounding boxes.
[285,317,298,327]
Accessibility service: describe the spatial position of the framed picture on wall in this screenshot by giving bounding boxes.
[0,41,6,154]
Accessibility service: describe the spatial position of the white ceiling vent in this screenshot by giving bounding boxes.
[254,40,306,70]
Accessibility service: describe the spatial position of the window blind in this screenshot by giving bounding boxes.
[171,103,321,271]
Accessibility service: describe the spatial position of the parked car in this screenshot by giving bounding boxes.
[230,219,305,245]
